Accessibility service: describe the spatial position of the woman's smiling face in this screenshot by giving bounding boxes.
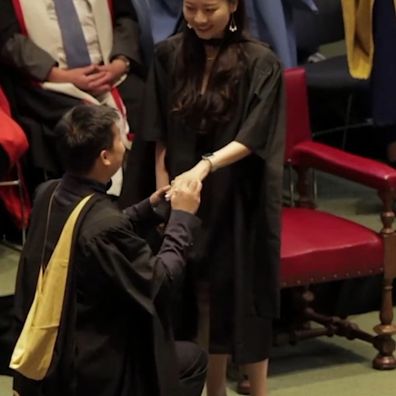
[183,0,238,40]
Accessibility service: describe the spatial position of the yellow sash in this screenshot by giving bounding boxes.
[10,194,94,380]
[341,0,374,79]
[342,0,396,79]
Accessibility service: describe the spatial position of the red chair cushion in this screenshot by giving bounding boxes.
[281,208,384,287]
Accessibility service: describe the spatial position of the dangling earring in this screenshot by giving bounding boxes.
[187,22,192,29]
[229,14,237,32]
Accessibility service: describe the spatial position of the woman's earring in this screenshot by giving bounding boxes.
[187,22,192,29]
[229,14,237,32]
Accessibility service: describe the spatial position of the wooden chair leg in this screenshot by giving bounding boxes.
[371,191,396,369]
[372,277,396,369]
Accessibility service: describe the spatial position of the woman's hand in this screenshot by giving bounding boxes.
[166,160,211,200]
[175,160,211,185]
[179,160,212,182]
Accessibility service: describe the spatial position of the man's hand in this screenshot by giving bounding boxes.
[149,185,171,207]
[47,65,112,96]
[97,58,129,85]
[170,180,202,215]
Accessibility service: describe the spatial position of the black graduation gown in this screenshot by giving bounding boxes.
[139,34,285,363]
[12,174,201,396]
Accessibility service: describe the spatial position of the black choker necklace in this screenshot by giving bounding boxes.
[200,37,224,47]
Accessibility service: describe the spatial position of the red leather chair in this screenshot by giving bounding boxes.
[237,68,396,395]
[279,67,396,369]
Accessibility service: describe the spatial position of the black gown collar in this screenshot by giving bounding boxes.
[199,37,224,47]
[57,173,110,205]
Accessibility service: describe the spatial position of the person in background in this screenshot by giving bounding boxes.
[0,85,29,374]
[342,0,396,165]
[149,0,183,43]
[0,0,145,195]
[0,84,30,231]
[245,0,318,67]
[118,0,183,206]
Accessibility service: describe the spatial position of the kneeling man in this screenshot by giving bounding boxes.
[12,104,206,396]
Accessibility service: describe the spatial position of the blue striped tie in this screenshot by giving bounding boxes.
[53,0,92,68]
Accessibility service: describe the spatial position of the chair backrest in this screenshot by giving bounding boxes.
[294,0,344,54]
[0,86,30,234]
[284,67,312,160]
[0,86,11,116]
[0,87,29,166]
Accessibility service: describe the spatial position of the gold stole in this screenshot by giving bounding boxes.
[341,0,374,79]
[342,0,396,79]
[10,194,94,380]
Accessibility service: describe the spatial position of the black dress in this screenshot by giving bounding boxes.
[139,33,285,364]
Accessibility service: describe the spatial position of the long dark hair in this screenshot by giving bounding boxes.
[172,0,247,131]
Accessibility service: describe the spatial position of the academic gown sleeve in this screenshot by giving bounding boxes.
[235,46,285,317]
[0,0,56,81]
[110,0,145,72]
[140,40,174,142]
[123,197,160,223]
[82,209,200,315]
[235,49,284,161]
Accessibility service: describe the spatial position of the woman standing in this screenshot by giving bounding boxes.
[142,1,285,395]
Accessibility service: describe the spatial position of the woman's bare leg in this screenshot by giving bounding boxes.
[206,354,228,396]
[237,365,250,395]
[244,360,269,396]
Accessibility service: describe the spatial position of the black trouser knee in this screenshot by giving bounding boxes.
[175,341,207,396]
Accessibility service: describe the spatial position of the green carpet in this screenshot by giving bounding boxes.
[0,244,18,297]
[268,310,396,396]
[2,314,396,396]
[222,310,396,395]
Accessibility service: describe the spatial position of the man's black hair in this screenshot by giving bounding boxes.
[55,105,120,174]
